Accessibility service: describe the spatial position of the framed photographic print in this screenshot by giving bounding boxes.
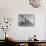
[18,14,35,26]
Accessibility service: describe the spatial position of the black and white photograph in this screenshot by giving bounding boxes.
[18,14,35,26]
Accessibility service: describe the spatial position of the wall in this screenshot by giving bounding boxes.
[0,0,46,40]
